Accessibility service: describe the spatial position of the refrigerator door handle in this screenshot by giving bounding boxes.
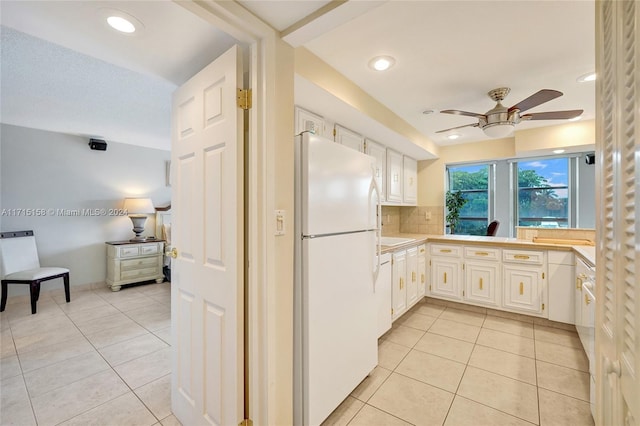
[369,168,382,290]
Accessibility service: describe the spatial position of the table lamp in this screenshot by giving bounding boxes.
[123,198,155,241]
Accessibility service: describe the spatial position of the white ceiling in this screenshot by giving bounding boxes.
[0,0,595,153]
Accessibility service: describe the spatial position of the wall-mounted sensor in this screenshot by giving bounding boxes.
[585,153,595,165]
[89,138,107,151]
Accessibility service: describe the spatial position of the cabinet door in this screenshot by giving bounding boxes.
[403,156,417,205]
[294,106,324,136]
[391,251,407,320]
[386,149,403,203]
[417,245,427,298]
[366,139,386,201]
[334,124,364,152]
[548,263,575,324]
[430,257,462,301]
[406,247,418,308]
[465,260,500,308]
[503,265,544,315]
[376,255,392,338]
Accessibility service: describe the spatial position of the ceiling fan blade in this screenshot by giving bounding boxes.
[521,109,584,121]
[435,123,480,133]
[441,109,486,119]
[508,89,563,113]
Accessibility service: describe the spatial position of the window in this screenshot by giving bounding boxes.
[447,164,491,235]
[516,158,570,228]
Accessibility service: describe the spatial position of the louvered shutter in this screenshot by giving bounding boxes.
[596,1,639,425]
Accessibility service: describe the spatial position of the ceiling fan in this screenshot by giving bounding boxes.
[437,87,583,138]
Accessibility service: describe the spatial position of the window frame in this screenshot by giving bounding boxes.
[445,162,495,236]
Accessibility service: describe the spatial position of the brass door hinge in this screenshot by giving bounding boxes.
[542,272,545,279]
[542,303,545,311]
[391,308,394,315]
[237,88,252,110]
[463,263,465,270]
[463,290,465,296]
[333,128,337,138]
[392,258,394,265]
[239,419,253,426]
[363,141,367,151]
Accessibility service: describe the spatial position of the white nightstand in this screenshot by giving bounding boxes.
[106,240,165,291]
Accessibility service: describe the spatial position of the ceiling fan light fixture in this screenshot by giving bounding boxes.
[569,116,582,122]
[107,16,136,33]
[368,56,395,71]
[577,72,596,83]
[447,134,461,140]
[482,123,514,138]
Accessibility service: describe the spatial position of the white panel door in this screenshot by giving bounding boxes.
[171,45,244,426]
[334,124,364,152]
[295,106,325,136]
[417,245,427,298]
[366,139,386,201]
[430,257,462,301]
[391,250,407,320]
[403,156,417,205]
[386,149,403,203]
[406,247,418,307]
[465,260,500,308]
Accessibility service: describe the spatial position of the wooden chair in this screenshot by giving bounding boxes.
[0,230,70,314]
[486,220,500,236]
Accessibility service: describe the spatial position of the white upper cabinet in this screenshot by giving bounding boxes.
[365,139,386,201]
[334,124,364,152]
[403,156,417,205]
[386,149,403,203]
[295,106,325,137]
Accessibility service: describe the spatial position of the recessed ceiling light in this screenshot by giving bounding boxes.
[368,56,395,71]
[447,134,461,140]
[107,16,136,33]
[577,72,596,83]
[569,116,582,122]
[553,149,566,154]
[100,8,144,35]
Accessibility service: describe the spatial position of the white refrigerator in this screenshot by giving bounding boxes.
[294,132,381,426]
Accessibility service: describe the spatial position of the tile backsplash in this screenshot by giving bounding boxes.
[381,205,444,235]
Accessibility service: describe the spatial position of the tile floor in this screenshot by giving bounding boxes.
[2,287,594,426]
[322,298,595,426]
[0,282,180,426]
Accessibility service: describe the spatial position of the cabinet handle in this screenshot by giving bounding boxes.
[475,251,489,256]
[420,248,425,253]
[444,272,447,284]
[585,294,591,305]
[440,249,452,253]
[519,282,524,295]
[421,273,425,283]
[400,277,404,290]
[479,278,483,290]
[412,272,416,282]
[514,254,530,260]
[576,277,583,289]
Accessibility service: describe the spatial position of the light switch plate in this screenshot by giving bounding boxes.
[275,209,286,236]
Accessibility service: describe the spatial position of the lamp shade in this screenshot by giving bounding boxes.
[483,123,514,138]
[123,198,155,216]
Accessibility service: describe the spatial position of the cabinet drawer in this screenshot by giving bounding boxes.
[121,256,158,270]
[503,249,544,265]
[120,246,140,257]
[140,244,159,255]
[430,244,462,257]
[121,267,158,280]
[465,247,501,261]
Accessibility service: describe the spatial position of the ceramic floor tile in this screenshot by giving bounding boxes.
[468,345,537,385]
[7,300,66,325]
[59,392,157,426]
[535,340,589,372]
[1,330,16,359]
[75,312,137,335]
[14,326,83,355]
[538,388,594,426]
[439,307,486,327]
[30,369,129,426]
[536,360,590,401]
[153,326,172,345]
[395,349,465,393]
[134,373,172,420]
[482,315,534,338]
[413,332,474,364]
[0,354,22,380]
[108,295,157,312]
[429,318,481,343]
[350,366,391,402]
[10,313,76,340]
[18,335,94,373]
[457,366,539,424]
[66,304,120,325]
[160,414,182,426]
[383,325,425,348]
[445,302,487,315]
[85,322,149,349]
[534,324,582,349]
[444,396,535,426]
[395,311,436,331]
[476,328,535,358]
[377,340,411,370]
[0,374,37,426]
[348,404,411,426]
[413,303,445,317]
[368,372,454,426]
[321,395,363,426]
[99,333,168,367]
[24,350,109,397]
[57,293,111,314]
[114,347,172,389]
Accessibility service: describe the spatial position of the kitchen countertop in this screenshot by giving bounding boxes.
[381,233,596,266]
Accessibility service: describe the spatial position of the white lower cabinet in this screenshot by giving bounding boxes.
[376,253,392,338]
[502,249,546,317]
[390,243,428,322]
[464,247,501,308]
[548,250,575,324]
[429,244,463,301]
